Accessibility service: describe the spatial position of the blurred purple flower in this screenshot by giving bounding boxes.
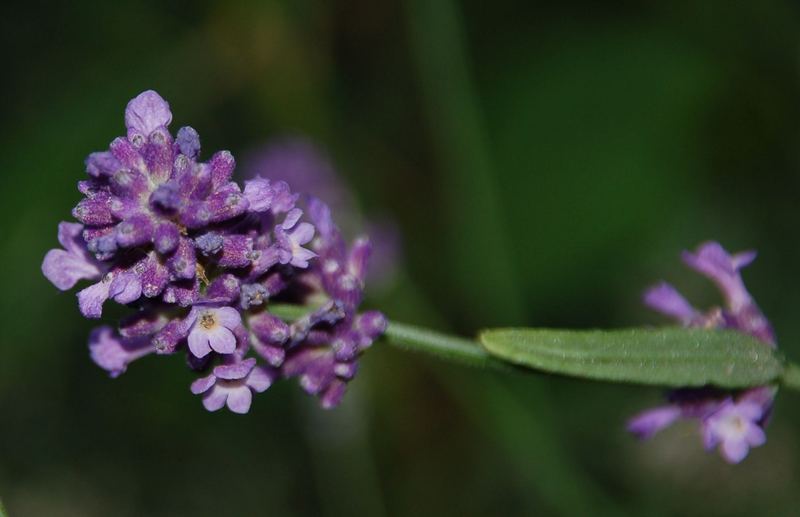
[630,241,776,463]
[42,91,385,413]
[242,137,401,292]
[702,397,767,463]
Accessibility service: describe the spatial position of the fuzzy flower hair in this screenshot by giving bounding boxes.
[42,90,386,413]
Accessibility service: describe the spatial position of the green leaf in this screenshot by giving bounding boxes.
[480,327,785,388]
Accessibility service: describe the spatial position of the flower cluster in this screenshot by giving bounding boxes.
[42,90,386,413]
[628,242,775,463]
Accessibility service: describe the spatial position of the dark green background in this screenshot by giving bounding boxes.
[1,1,799,515]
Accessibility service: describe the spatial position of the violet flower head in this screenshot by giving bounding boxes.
[630,241,776,463]
[42,90,386,413]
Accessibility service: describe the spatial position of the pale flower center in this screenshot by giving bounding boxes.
[200,312,217,330]
[721,414,747,438]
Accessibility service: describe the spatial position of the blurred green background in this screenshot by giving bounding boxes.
[2,1,800,515]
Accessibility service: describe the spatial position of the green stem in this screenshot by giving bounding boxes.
[781,362,800,392]
[383,320,512,371]
[268,304,510,371]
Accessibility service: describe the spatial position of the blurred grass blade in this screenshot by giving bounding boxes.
[480,327,784,388]
[406,0,524,323]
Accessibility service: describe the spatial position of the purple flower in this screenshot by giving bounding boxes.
[89,326,154,378]
[275,209,316,268]
[42,222,103,290]
[702,398,767,464]
[187,306,242,358]
[190,358,275,414]
[42,90,386,414]
[630,241,776,463]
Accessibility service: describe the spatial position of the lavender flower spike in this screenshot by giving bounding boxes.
[630,241,776,463]
[42,90,386,414]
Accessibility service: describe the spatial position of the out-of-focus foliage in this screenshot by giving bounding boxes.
[1,1,799,516]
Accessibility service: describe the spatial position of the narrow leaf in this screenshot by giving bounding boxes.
[480,327,784,388]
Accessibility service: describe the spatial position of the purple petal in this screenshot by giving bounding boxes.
[682,241,753,311]
[214,307,242,329]
[291,222,315,245]
[188,328,212,358]
[214,358,256,380]
[626,405,682,439]
[746,425,766,447]
[190,374,216,395]
[320,380,347,409]
[735,400,764,422]
[253,339,286,367]
[109,271,142,304]
[226,386,253,414]
[721,439,750,464]
[57,222,87,254]
[290,247,316,268]
[347,237,372,281]
[732,250,757,270]
[243,177,272,212]
[202,387,228,411]
[247,366,275,393]
[125,90,172,138]
[643,282,698,323]
[282,208,303,230]
[77,278,112,318]
[308,197,336,243]
[42,249,102,291]
[207,326,237,354]
[268,180,298,214]
[88,326,150,378]
[85,151,121,178]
